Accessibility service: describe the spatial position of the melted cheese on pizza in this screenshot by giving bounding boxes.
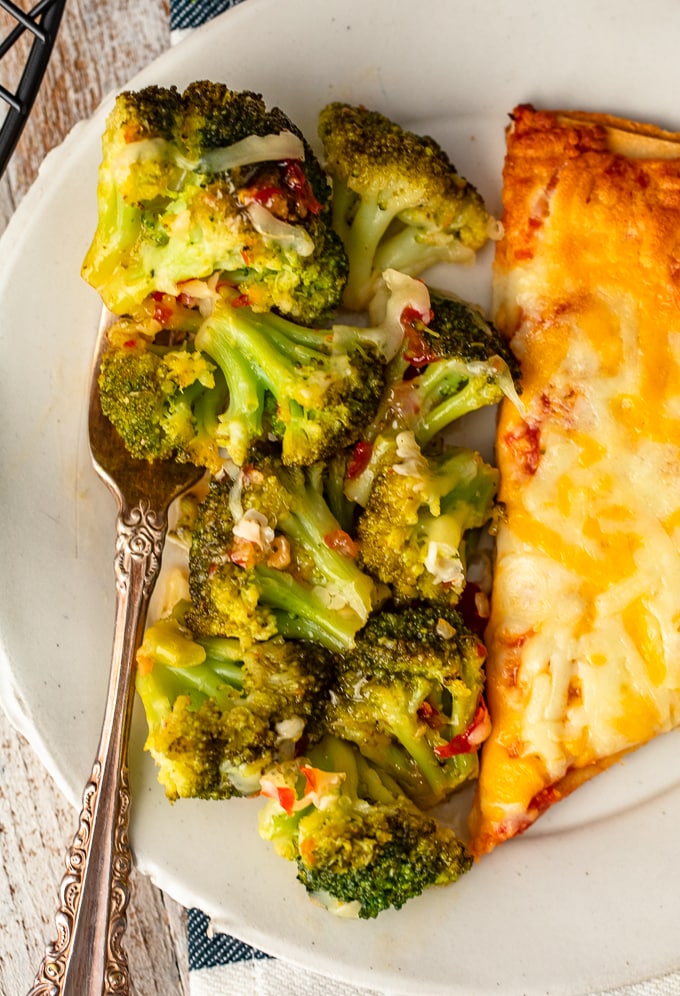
[469,105,680,857]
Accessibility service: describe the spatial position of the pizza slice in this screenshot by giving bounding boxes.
[469,104,680,857]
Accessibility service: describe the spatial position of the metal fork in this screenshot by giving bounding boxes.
[29,310,205,996]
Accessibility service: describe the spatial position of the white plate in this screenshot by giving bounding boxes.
[3,1,680,993]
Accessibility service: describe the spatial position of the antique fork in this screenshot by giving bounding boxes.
[29,310,205,996]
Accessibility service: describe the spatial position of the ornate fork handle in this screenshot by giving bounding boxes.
[29,498,168,996]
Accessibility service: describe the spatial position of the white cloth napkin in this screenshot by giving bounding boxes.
[169,4,680,993]
[187,903,680,996]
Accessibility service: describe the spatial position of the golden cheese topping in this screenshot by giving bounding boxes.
[469,105,680,857]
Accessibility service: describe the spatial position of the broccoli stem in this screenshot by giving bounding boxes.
[255,564,363,653]
[201,298,330,406]
[137,653,246,734]
[308,734,360,793]
[97,188,142,282]
[418,448,499,551]
[373,226,472,278]
[421,510,465,553]
[318,456,356,534]
[197,635,248,680]
[166,658,245,699]
[139,621,246,703]
[412,365,504,447]
[195,323,264,463]
[332,188,400,310]
[279,478,374,622]
[379,702,453,801]
[191,366,229,438]
[308,735,408,807]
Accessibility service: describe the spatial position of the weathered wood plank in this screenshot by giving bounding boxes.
[0,4,190,994]
[0,712,190,995]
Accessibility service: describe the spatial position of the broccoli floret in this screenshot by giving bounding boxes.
[392,287,522,448]
[98,269,432,473]
[186,454,383,652]
[376,285,522,447]
[357,441,499,606]
[82,82,348,324]
[135,601,335,800]
[193,270,428,467]
[194,286,385,467]
[344,286,522,505]
[258,735,472,918]
[318,102,495,310]
[324,604,488,810]
[97,316,228,474]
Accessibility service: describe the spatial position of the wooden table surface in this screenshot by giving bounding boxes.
[0,4,191,993]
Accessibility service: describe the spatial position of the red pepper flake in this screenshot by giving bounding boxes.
[401,306,436,367]
[150,291,176,325]
[433,699,491,758]
[276,786,297,815]
[250,185,286,209]
[505,420,541,475]
[417,700,444,729]
[123,339,138,349]
[229,539,260,569]
[231,293,251,308]
[154,304,173,324]
[260,781,297,815]
[229,551,249,568]
[346,440,373,479]
[529,783,562,816]
[324,529,360,559]
[281,160,323,215]
[299,835,316,865]
[300,765,321,794]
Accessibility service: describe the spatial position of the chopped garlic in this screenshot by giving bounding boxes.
[232,508,275,551]
[245,202,315,256]
[424,541,464,587]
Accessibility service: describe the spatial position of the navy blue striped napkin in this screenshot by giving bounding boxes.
[188,907,387,995]
[170,0,246,31]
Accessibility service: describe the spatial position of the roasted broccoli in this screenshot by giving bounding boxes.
[192,270,430,467]
[135,601,335,800]
[376,285,521,444]
[82,81,348,324]
[392,287,522,449]
[186,454,383,652]
[357,440,499,606]
[318,102,495,310]
[97,315,227,474]
[194,285,386,467]
[98,267,431,471]
[344,286,521,505]
[324,604,489,810]
[258,734,472,919]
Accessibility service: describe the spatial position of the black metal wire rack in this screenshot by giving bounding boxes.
[0,0,66,178]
